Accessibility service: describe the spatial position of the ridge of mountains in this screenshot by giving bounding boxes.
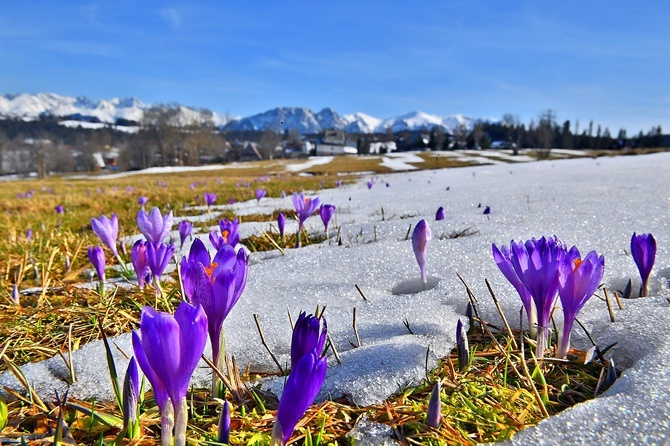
[0,92,473,134]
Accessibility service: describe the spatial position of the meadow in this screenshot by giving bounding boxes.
[0,148,661,445]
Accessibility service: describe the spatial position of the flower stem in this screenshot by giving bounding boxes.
[173,397,188,446]
[212,329,227,399]
[160,401,174,446]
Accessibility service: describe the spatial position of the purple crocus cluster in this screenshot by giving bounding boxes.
[271,312,328,445]
[131,208,175,291]
[493,236,605,359]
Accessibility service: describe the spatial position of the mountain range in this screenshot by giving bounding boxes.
[0,92,472,134]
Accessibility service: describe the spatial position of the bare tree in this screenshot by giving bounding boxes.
[259,129,281,159]
[452,123,469,149]
[471,120,484,149]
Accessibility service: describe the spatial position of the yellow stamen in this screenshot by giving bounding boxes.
[573,258,583,272]
[222,230,229,243]
[204,262,218,278]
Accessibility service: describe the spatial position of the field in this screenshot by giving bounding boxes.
[0,148,662,445]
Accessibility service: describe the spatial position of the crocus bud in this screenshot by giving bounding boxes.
[630,232,656,297]
[319,204,336,235]
[217,401,230,444]
[426,381,441,428]
[87,246,106,282]
[11,284,20,306]
[435,207,446,221]
[122,357,140,439]
[412,219,432,285]
[178,220,193,248]
[277,212,286,240]
[456,319,469,372]
[255,188,267,202]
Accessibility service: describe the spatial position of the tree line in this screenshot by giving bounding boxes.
[0,108,665,177]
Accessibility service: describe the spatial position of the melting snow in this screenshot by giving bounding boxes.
[2,152,670,444]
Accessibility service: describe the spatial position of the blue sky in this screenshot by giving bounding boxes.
[2,1,669,134]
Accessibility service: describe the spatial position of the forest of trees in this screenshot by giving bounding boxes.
[0,108,665,177]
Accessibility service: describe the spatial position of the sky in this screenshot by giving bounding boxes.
[2,1,669,134]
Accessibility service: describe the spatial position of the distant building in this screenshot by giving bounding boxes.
[315,129,357,156]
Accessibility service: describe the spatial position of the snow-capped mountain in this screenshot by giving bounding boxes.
[342,112,383,134]
[375,111,471,133]
[0,93,228,127]
[0,92,473,134]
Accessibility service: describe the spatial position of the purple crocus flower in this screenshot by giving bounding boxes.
[218,219,240,248]
[131,240,151,290]
[412,219,432,285]
[435,207,446,221]
[292,192,320,230]
[492,241,536,337]
[26,228,33,242]
[91,213,119,257]
[180,239,248,396]
[138,196,148,208]
[132,302,207,446]
[218,401,230,444]
[146,242,175,282]
[426,381,441,428]
[122,357,140,439]
[178,220,193,248]
[292,192,321,247]
[204,192,217,210]
[277,212,286,241]
[367,181,373,189]
[137,207,173,243]
[335,180,342,187]
[255,188,266,202]
[557,249,605,358]
[319,204,336,235]
[54,205,64,214]
[271,313,327,445]
[87,246,106,282]
[508,236,569,358]
[631,232,656,297]
[483,206,491,215]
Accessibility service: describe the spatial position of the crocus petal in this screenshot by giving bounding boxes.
[492,243,533,319]
[174,301,208,399]
[91,214,119,256]
[276,350,328,443]
[277,213,286,238]
[132,330,169,412]
[412,219,432,283]
[131,240,150,289]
